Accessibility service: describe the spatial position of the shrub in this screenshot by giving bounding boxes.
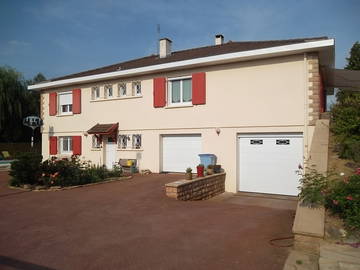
[331,89,360,162]
[298,168,332,208]
[9,154,123,187]
[9,152,42,186]
[325,174,360,231]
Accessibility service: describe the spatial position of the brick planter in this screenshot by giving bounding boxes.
[165,173,226,201]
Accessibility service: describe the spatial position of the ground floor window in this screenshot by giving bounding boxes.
[118,134,142,149]
[60,136,72,154]
[92,136,101,148]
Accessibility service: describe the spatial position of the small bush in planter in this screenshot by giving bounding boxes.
[207,164,214,175]
[185,167,192,180]
[196,164,204,177]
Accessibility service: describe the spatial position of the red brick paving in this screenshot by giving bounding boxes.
[0,171,294,270]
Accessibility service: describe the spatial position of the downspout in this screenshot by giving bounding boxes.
[303,53,309,161]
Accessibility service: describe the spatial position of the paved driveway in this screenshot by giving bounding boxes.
[0,171,295,270]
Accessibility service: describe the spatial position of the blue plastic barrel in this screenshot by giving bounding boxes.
[198,154,217,168]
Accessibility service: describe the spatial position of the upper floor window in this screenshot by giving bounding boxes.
[60,136,72,154]
[104,85,113,98]
[91,86,100,100]
[118,83,127,97]
[59,92,72,115]
[132,81,141,96]
[168,77,192,106]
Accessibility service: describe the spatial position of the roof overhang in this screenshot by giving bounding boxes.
[322,67,360,89]
[87,123,119,135]
[29,39,335,91]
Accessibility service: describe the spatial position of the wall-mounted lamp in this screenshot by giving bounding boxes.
[215,127,221,136]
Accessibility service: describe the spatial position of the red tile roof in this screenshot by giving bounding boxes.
[87,123,118,135]
[51,36,329,82]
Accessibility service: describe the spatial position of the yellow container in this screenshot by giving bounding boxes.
[127,160,133,166]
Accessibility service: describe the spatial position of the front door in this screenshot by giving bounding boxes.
[105,137,116,169]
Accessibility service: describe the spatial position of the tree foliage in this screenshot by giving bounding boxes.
[331,42,360,162]
[0,66,45,142]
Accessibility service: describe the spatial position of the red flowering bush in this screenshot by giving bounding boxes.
[325,174,360,231]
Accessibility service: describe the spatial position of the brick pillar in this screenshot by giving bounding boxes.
[307,53,321,126]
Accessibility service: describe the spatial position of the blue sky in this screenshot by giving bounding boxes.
[0,0,359,80]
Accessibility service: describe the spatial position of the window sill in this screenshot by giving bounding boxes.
[90,95,143,102]
[91,148,102,151]
[117,148,143,151]
[56,113,73,117]
[165,104,193,109]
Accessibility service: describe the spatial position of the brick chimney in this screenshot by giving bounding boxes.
[159,38,172,58]
[215,34,224,45]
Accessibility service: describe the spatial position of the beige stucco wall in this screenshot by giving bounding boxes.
[41,53,316,192]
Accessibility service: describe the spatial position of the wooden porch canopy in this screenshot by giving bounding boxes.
[87,123,118,142]
[322,67,360,89]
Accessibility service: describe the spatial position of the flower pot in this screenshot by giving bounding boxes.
[206,168,214,175]
[214,165,221,173]
[197,166,204,177]
[185,172,192,180]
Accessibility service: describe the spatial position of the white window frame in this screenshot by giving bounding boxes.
[132,134,142,149]
[92,135,101,148]
[91,86,100,100]
[118,83,127,97]
[104,84,114,99]
[118,134,129,149]
[168,76,192,107]
[59,136,72,154]
[132,81,141,96]
[58,91,73,115]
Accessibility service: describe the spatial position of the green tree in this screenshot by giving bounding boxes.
[331,41,360,162]
[336,42,360,103]
[0,67,45,142]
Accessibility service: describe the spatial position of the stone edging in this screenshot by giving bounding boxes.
[7,175,133,192]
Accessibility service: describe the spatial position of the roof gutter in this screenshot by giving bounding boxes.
[28,39,334,90]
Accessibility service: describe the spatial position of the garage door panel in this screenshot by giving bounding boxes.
[239,135,303,196]
[162,135,201,172]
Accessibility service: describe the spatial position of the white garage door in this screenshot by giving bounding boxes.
[162,135,201,172]
[238,134,303,196]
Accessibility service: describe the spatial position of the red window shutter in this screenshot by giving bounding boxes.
[72,88,81,114]
[49,92,57,116]
[72,136,82,155]
[192,72,206,105]
[153,77,166,107]
[49,136,58,155]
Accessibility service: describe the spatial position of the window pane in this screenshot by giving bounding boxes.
[182,79,192,102]
[171,80,181,103]
[69,137,72,151]
[68,104,72,112]
[63,138,68,151]
[62,105,67,112]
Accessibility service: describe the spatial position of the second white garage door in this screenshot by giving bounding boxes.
[162,134,201,172]
[238,133,303,196]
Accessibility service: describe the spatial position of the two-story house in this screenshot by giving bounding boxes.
[29,35,335,196]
